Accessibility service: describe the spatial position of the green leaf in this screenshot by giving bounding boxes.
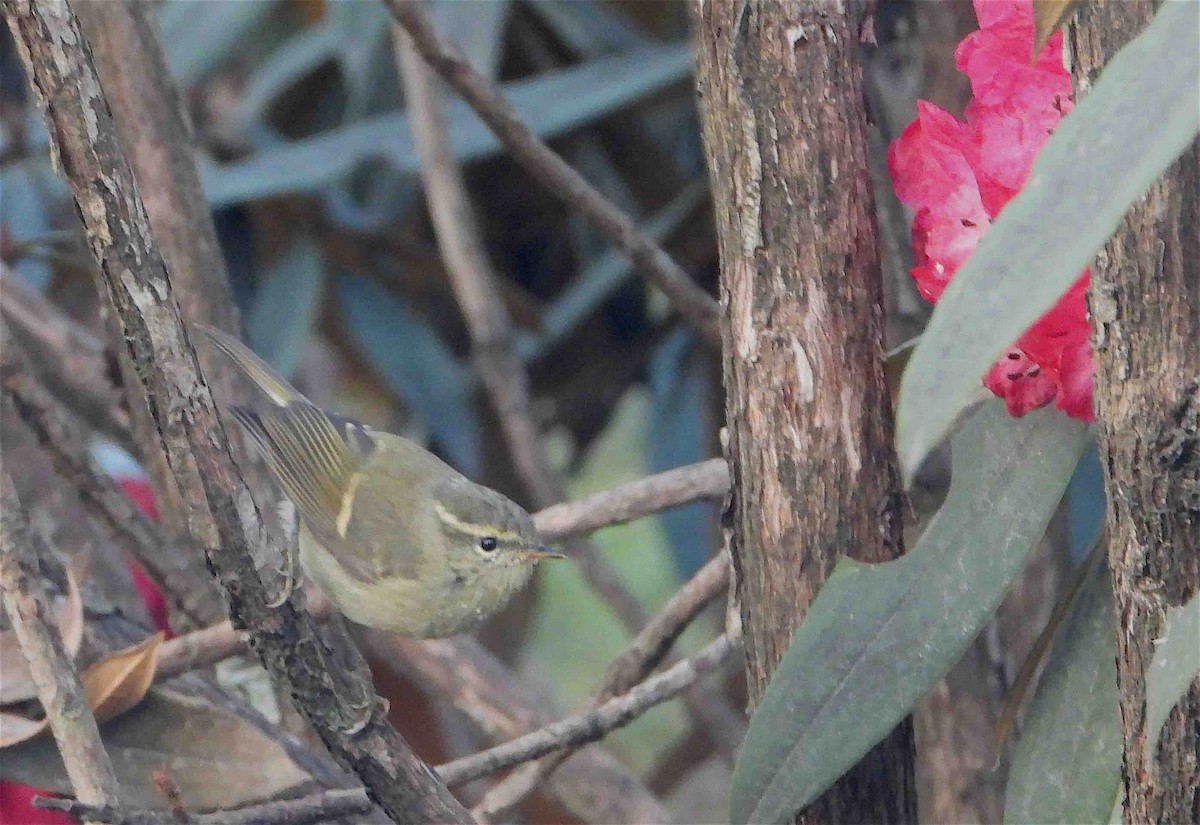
[1146,591,1200,753]
[730,402,1087,825]
[1004,559,1121,824]
[201,44,692,207]
[246,238,324,380]
[159,0,280,86]
[895,1,1200,480]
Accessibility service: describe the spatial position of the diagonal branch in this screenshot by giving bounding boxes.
[2,2,467,821]
[397,29,743,785]
[472,551,734,818]
[436,634,739,787]
[0,470,122,812]
[385,0,721,346]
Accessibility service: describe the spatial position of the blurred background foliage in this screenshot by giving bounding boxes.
[0,0,1106,819]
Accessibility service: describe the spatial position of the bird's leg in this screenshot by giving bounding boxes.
[342,694,390,735]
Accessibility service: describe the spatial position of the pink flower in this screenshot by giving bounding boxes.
[888,0,1093,421]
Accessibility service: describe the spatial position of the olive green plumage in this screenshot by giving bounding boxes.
[197,324,560,638]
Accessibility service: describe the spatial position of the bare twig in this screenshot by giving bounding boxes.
[473,552,733,817]
[397,34,742,781]
[0,273,133,454]
[3,2,467,821]
[534,458,730,541]
[436,634,738,787]
[0,341,217,631]
[0,470,122,813]
[385,0,721,345]
[34,787,374,825]
[396,19,655,634]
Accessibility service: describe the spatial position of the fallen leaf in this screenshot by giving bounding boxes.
[0,564,84,705]
[0,711,47,748]
[83,632,164,723]
[0,633,162,749]
[0,689,310,809]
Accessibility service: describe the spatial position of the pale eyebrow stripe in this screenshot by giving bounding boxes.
[434,503,522,542]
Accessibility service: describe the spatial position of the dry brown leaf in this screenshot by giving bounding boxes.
[0,562,85,705]
[1,688,310,809]
[1033,0,1085,59]
[0,631,162,749]
[83,632,164,723]
[0,709,48,748]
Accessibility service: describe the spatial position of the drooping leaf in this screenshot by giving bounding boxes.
[201,44,692,206]
[525,0,650,57]
[895,1,1200,480]
[647,329,717,577]
[1004,557,1121,824]
[425,0,510,80]
[1145,591,1200,753]
[158,0,281,87]
[0,689,309,809]
[334,273,481,475]
[730,402,1087,824]
[0,161,53,291]
[522,182,706,359]
[246,238,325,380]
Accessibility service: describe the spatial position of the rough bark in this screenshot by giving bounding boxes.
[69,0,261,629]
[691,2,916,822]
[1072,2,1200,821]
[2,1,468,820]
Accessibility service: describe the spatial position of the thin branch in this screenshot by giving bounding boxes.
[385,0,721,346]
[0,470,122,812]
[472,552,733,818]
[2,3,467,821]
[0,340,217,631]
[0,273,133,454]
[396,34,742,778]
[436,634,739,787]
[361,630,672,825]
[35,788,373,825]
[534,458,730,541]
[395,18,656,636]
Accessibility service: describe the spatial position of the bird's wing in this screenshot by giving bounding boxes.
[229,403,370,545]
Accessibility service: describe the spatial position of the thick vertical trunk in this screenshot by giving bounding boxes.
[691,2,916,822]
[1072,2,1200,821]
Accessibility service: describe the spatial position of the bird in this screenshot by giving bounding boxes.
[196,324,563,638]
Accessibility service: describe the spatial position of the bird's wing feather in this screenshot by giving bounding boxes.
[198,323,428,583]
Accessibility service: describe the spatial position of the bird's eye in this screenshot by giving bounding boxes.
[478,537,498,553]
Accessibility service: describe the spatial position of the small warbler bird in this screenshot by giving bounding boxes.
[197,325,562,638]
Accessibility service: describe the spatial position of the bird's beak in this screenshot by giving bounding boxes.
[518,545,566,561]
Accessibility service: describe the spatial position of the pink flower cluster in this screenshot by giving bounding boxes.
[888,0,1093,421]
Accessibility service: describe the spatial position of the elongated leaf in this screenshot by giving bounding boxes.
[896,1,1200,479]
[426,0,510,80]
[246,239,324,380]
[648,329,716,576]
[201,44,692,206]
[522,182,706,359]
[731,402,1087,824]
[1146,591,1200,753]
[1004,559,1121,824]
[159,0,280,86]
[334,273,481,475]
[1,689,308,809]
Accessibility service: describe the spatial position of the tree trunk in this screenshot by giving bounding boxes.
[1072,2,1200,821]
[691,2,916,822]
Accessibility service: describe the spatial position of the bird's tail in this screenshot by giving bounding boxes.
[192,323,300,407]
